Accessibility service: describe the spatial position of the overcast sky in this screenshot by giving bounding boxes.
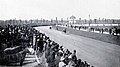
[0,0,120,20]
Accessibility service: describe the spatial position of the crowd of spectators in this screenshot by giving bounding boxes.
[0,24,37,65]
[1,25,40,49]
[43,37,94,67]
[0,24,94,67]
[69,25,120,36]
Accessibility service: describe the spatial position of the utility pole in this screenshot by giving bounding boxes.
[89,14,90,26]
[56,17,58,26]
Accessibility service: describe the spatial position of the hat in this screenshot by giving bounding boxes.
[59,50,63,53]
[68,54,72,59]
[60,57,65,61]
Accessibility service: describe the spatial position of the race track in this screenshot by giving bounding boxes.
[35,26,120,67]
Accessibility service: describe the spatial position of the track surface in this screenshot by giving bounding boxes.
[35,26,120,67]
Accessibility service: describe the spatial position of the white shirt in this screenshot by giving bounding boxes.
[27,47,34,54]
[59,61,66,67]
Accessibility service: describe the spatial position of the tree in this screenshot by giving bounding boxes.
[94,19,97,23]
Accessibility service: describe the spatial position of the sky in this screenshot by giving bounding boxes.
[0,0,120,20]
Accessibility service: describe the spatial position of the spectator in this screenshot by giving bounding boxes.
[59,57,66,67]
[55,53,61,67]
[66,57,76,67]
[109,29,112,34]
[75,59,82,67]
[47,48,55,67]
[71,50,77,63]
